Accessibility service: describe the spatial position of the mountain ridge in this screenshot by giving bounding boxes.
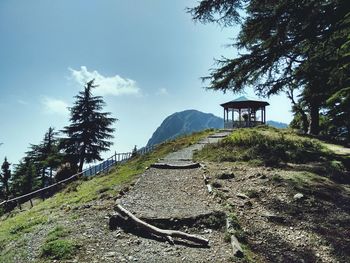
[147,109,288,146]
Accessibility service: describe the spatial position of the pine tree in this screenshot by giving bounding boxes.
[0,157,11,198]
[10,158,39,197]
[61,80,116,172]
[189,0,350,135]
[26,127,62,187]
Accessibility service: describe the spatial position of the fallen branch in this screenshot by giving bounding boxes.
[150,162,200,169]
[113,204,209,246]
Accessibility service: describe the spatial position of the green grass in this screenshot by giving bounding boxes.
[195,126,328,167]
[40,225,77,260]
[41,239,78,260]
[0,129,214,262]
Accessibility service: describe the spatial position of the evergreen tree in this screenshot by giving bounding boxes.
[61,80,116,172]
[10,158,38,197]
[0,157,11,198]
[189,0,350,135]
[26,127,62,187]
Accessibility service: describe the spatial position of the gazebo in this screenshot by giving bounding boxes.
[221,96,269,129]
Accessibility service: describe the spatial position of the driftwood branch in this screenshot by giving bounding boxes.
[113,204,209,246]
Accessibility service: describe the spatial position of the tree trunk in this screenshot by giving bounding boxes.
[4,182,9,199]
[78,145,86,172]
[309,102,320,135]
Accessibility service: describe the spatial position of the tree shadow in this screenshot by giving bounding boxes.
[261,181,350,262]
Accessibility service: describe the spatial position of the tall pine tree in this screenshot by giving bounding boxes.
[189,0,350,135]
[26,127,62,187]
[0,157,11,198]
[61,80,116,172]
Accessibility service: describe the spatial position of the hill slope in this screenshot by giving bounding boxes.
[0,128,349,262]
[146,110,223,146]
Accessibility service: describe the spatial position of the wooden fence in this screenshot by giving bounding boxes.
[0,145,155,209]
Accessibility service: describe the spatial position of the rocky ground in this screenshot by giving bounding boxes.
[202,162,350,263]
[8,131,350,263]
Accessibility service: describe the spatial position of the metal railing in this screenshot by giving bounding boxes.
[0,145,155,209]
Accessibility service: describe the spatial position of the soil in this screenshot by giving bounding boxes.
[203,162,350,263]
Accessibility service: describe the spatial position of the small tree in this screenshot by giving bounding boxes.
[61,80,116,172]
[0,157,11,198]
[26,127,62,187]
[10,158,39,200]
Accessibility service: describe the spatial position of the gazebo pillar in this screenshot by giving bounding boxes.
[239,108,242,127]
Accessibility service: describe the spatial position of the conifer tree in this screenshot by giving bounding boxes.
[61,80,116,172]
[0,157,11,198]
[26,127,62,187]
[189,0,350,135]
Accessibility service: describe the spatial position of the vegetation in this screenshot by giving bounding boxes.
[188,0,350,138]
[0,80,117,214]
[195,127,325,165]
[195,127,348,183]
[40,226,78,260]
[0,130,213,261]
[61,79,116,172]
[0,158,11,199]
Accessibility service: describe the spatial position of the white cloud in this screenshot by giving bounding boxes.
[69,66,140,96]
[42,97,69,115]
[156,88,169,96]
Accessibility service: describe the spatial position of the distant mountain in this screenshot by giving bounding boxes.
[146,110,289,146]
[146,110,223,146]
[266,120,289,129]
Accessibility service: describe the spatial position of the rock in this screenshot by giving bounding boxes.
[293,193,304,200]
[217,172,235,180]
[212,181,222,188]
[262,212,285,223]
[259,174,267,179]
[105,252,118,257]
[221,187,230,193]
[236,193,249,199]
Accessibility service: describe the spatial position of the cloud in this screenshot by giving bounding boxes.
[42,97,69,115]
[156,88,169,96]
[69,66,140,96]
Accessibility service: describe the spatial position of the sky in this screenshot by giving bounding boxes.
[0,0,293,165]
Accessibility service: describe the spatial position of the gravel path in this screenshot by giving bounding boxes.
[158,131,230,166]
[105,131,233,262]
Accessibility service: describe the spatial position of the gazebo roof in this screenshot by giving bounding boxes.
[220,96,269,109]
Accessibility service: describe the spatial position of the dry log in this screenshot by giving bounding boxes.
[114,204,209,246]
[150,162,200,169]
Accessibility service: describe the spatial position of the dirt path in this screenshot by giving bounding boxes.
[103,131,233,262]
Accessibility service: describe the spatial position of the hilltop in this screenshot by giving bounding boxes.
[146,109,288,146]
[0,127,349,262]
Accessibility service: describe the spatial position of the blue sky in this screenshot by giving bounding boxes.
[0,0,293,165]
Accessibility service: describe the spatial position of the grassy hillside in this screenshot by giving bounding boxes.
[194,126,350,262]
[0,130,214,263]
